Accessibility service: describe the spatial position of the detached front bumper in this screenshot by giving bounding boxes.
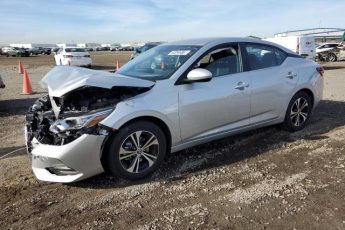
[29,134,106,183]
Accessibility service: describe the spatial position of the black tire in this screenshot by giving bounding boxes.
[106,121,167,180]
[327,53,337,62]
[283,92,312,132]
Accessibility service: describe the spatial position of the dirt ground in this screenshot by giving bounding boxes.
[0,53,345,230]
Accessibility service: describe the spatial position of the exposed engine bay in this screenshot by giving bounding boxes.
[26,86,150,148]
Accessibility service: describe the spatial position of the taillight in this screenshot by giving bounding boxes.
[84,55,90,57]
[317,66,324,77]
[63,55,73,58]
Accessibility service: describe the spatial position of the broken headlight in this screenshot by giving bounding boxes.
[50,109,112,133]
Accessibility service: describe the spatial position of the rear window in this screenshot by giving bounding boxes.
[275,49,287,65]
[245,44,287,70]
[65,48,85,52]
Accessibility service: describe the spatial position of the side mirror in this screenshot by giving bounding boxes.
[187,68,212,82]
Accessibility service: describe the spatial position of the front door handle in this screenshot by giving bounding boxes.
[235,81,249,90]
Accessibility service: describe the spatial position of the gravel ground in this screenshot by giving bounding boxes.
[0,54,345,229]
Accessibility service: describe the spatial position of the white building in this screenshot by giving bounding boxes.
[77,43,86,48]
[10,43,56,48]
[56,43,77,48]
[275,28,345,43]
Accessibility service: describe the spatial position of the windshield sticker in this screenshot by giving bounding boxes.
[168,50,191,56]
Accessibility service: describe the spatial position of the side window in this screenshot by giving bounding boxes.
[195,45,242,77]
[245,44,286,70]
[275,49,287,65]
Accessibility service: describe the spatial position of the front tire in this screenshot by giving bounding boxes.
[283,92,312,132]
[327,53,337,62]
[106,121,167,180]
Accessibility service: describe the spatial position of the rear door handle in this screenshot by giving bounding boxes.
[235,81,249,90]
[286,72,297,79]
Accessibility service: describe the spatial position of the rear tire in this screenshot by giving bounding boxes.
[106,121,167,180]
[283,92,312,132]
[327,53,337,62]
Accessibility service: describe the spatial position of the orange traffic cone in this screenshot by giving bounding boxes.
[22,69,33,95]
[18,61,24,74]
[116,60,120,71]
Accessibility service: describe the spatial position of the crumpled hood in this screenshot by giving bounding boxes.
[40,66,155,97]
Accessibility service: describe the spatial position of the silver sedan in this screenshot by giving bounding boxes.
[25,37,324,182]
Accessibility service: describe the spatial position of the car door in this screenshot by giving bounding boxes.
[243,43,299,124]
[178,44,251,142]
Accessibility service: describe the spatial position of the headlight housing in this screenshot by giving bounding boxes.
[50,109,112,133]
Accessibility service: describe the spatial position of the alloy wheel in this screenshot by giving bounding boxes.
[119,131,159,173]
[290,97,309,127]
[328,53,336,62]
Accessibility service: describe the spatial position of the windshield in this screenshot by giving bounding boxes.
[118,45,200,80]
[65,48,86,52]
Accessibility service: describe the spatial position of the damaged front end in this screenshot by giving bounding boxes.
[26,86,149,149]
[25,66,154,182]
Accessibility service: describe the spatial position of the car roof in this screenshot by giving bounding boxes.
[167,37,295,54]
[168,37,265,45]
[319,43,339,45]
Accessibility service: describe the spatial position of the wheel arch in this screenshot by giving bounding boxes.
[100,115,172,172]
[296,88,314,108]
[284,87,315,120]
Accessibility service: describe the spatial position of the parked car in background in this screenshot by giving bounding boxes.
[14,47,30,57]
[264,36,316,60]
[119,46,134,51]
[29,47,43,55]
[26,37,323,183]
[54,47,92,67]
[316,43,339,53]
[42,48,51,55]
[51,47,60,54]
[95,47,105,51]
[130,42,162,59]
[317,43,345,62]
[110,46,120,51]
[1,47,18,57]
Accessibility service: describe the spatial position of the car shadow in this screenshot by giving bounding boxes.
[0,146,26,158]
[323,65,345,70]
[0,98,38,117]
[71,99,345,189]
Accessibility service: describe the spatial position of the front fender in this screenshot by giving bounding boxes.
[100,100,181,146]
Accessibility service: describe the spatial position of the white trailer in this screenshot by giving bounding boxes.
[264,36,315,61]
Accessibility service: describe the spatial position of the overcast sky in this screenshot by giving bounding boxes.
[0,0,344,44]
